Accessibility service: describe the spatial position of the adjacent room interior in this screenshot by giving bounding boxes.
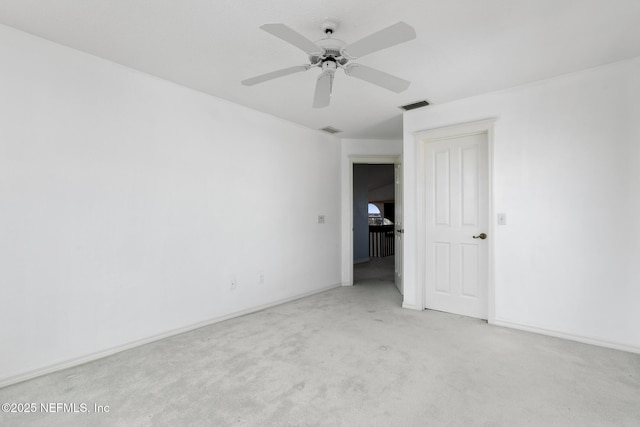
[1,0,639,425]
[352,163,396,286]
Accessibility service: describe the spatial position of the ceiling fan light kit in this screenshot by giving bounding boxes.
[241,20,416,108]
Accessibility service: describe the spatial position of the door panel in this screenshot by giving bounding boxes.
[424,133,488,319]
[434,243,450,293]
[434,150,450,225]
[462,147,479,225]
[460,244,479,297]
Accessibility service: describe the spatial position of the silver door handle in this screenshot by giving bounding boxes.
[473,233,487,239]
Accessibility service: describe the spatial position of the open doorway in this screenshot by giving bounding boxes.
[352,163,396,286]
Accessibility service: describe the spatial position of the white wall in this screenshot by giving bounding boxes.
[0,25,342,385]
[403,57,640,352]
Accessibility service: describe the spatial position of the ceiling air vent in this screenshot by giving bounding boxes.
[399,100,430,111]
[320,126,342,134]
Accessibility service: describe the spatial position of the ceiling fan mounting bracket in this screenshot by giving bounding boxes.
[321,19,339,36]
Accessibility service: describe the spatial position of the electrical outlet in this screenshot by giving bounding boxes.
[258,271,264,284]
[318,215,325,224]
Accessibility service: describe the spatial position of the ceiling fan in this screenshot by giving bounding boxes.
[241,20,416,108]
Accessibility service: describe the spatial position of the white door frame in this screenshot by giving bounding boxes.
[343,155,401,287]
[414,119,496,324]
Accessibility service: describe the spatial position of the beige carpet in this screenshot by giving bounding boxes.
[1,261,639,426]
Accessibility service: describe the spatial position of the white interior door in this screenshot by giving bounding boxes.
[394,161,403,294]
[424,132,488,319]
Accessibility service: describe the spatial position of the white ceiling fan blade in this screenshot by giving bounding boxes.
[342,22,416,59]
[312,71,334,108]
[260,23,322,56]
[241,65,310,86]
[344,64,410,93]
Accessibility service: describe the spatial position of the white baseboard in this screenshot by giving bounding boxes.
[493,318,640,355]
[0,283,342,388]
[402,302,422,311]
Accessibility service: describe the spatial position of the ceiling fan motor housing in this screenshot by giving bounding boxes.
[310,37,349,66]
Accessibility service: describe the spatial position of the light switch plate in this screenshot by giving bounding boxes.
[497,213,507,225]
[318,215,325,224]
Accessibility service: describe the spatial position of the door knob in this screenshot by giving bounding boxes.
[473,233,487,240]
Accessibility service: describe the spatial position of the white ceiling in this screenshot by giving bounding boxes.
[1,0,640,140]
